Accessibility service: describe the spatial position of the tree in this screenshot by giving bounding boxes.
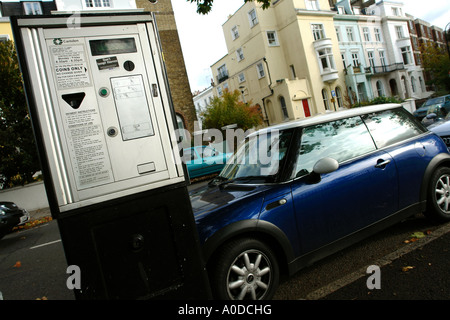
[188,0,271,14]
[0,40,40,188]
[420,42,450,93]
[202,89,262,131]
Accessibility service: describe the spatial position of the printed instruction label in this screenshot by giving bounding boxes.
[49,38,91,90]
[64,109,114,189]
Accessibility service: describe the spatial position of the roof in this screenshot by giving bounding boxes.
[251,103,403,136]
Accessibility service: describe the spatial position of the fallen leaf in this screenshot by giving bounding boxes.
[36,296,48,300]
[402,266,414,272]
[410,232,426,239]
[13,261,22,268]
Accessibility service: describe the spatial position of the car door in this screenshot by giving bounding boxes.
[291,116,399,254]
[361,108,432,209]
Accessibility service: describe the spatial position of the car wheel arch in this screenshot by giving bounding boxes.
[420,153,450,207]
[202,219,295,275]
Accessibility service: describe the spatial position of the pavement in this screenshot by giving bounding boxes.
[26,205,450,300]
[29,207,52,220]
[308,221,450,300]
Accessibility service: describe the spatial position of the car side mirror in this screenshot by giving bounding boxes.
[313,157,339,174]
[307,157,339,184]
[426,113,437,120]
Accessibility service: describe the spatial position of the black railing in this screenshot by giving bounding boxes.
[368,62,405,74]
[217,71,229,84]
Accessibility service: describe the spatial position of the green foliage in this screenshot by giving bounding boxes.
[0,40,40,188]
[202,89,263,131]
[351,96,404,108]
[188,0,271,14]
[420,42,450,92]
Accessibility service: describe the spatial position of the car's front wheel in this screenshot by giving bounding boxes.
[209,238,279,300]
[426,166,450,222]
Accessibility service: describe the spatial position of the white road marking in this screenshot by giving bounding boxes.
[30,239,61,250]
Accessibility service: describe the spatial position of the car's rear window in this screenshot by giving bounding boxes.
[361,108,426,148]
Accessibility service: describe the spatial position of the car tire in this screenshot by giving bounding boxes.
[209,237,279,300]
[426,167,450,222]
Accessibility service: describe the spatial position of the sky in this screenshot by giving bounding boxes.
[171,0,450,93]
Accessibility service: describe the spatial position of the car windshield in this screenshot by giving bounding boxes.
[216,129,293,183]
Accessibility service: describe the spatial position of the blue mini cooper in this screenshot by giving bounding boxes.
[190,104,450,300]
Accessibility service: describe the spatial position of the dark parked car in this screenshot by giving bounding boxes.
[429,115,450,150]
[191,104,450,300]
[0,201,30,239]
[413,94,450,120]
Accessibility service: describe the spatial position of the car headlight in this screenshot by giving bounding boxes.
[0,209,5,216]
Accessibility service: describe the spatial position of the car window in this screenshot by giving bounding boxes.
[219,129,293,180]
[294,116,376,177]
[362,108,426,149]
[199,146,216,158]
[182,149,197,162]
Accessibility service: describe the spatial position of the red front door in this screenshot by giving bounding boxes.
[302,99,311,117]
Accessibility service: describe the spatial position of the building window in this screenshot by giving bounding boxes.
[248,9,259,28]
[266,31,279,46]
[85,0,111,8]
[312,24,325,40]
[346,27,354,42]
[395,26,404,39]
[322,89,330,110]
[305,0,320,10]
[217,64,228,83]
[238,73,246,83]
[391,7,401,16]
[317,47,336,72]
[217,86,223,96]
[374,28,382,42]
[363,27,371,42]
[379,50,387,66]
[401,46,412,65]
[376,80,384,97]
[351,52,360,67]
[368,50,375,68]
[236,48,244,61]
[335,86,343,109]
[256,62,265,79]
[231,26,239,40]
[335,27,341,42]
[23,2,43,15]
[279,96,289,120]
[290,65,296,79]
[341,51,347,69]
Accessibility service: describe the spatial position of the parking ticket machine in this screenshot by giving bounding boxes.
[11,13,211,299]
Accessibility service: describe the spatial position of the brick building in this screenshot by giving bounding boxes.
[136,0,197,134]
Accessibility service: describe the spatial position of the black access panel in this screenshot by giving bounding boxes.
[11,13,211,299]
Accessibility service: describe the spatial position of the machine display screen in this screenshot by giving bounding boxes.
[89,38,137,56]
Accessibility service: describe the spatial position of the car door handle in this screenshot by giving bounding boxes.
[375,159,391,169]
[265,198,287,211]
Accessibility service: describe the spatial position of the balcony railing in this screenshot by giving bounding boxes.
[217,70,229,84]
[367,63,405,74]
